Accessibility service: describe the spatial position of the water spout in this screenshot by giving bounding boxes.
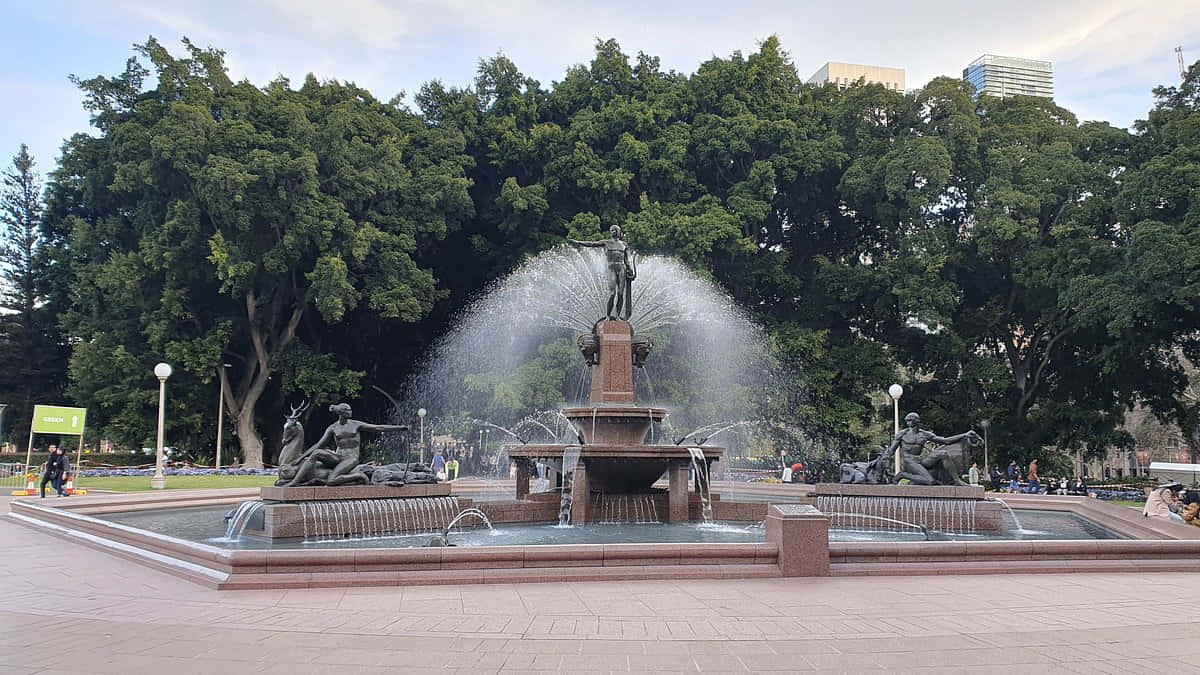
[482,422,528,444]
[688,447,713,524]
[986,496,1026,536]
[821,512,931,540]
[222,500,264,541]
[557,446,582,526]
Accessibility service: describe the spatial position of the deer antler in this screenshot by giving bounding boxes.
[288,400,310,418]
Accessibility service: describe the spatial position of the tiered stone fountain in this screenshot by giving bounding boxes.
[506,319,723,524]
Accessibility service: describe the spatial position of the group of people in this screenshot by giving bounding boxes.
[429,450,460,481]
[40,446,71,498]
[977,459,1088,494]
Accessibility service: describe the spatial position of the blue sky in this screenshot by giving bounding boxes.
[2,0,1198,178]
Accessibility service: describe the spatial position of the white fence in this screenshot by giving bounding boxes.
[0,462,33,492]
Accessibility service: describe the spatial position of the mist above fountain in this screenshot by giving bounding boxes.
[402,245,797,448]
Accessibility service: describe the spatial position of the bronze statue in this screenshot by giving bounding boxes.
[283,402,409,487]
[839,448,889,484]
[569,224,636,321]
[888,412,980,486]
[275,401,328,486]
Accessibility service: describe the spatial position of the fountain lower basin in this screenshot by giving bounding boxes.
[10,485,1200,590]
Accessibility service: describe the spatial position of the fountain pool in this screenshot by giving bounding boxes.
[98,505,1126,550]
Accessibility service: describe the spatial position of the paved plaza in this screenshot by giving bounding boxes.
[2,497,1200,674]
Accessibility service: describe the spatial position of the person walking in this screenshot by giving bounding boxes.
[40,447,67,498]
[989,465,1002,491]
[968,462,980,486]
[1007,460,1020,492]
[446,456,459,481]
[1027,459,1041,494]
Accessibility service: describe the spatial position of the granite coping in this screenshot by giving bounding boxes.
[770,504,825,518]
[259,483,451,502]
[813,483,985,499]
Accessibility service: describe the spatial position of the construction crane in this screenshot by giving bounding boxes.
[1178,46,1187,80]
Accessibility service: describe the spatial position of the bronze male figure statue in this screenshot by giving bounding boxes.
[888,412,980,486]
[569,224,636,321]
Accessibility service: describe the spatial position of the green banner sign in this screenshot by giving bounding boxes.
[31,405,87,435]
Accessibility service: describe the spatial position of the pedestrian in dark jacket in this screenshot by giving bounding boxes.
[40,448,68,498]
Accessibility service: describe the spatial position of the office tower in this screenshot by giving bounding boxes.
[963,54,1053,99]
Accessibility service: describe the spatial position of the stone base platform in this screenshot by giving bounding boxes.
[813,483,984,499]
[259,484,450,502]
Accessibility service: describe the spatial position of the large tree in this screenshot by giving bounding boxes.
[0,144,67,446]
[50,39,473,465]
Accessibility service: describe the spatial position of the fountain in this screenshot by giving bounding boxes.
[9,230,1180,590]
[506,315,725,523]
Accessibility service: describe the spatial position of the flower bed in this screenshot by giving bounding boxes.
[1088,488,1145,501]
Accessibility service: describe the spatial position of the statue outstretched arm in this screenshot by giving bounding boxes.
[358,423,411,434]
[569,238,605,248]
[930,430,976,445]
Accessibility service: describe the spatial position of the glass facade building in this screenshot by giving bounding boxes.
[963,54,1053,99]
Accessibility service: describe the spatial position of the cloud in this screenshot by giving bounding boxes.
[4,0,1195,171]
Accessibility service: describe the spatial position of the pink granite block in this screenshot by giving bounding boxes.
[522,545,604,568]
[307,571,401,588]
[352,548,442,571]
[603,543,681,566]
[398,569,485,586]
[267,549,358,573]
[440,546,525,569]
[766,504,829,576]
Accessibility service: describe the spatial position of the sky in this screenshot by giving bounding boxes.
[2,0,1198,179]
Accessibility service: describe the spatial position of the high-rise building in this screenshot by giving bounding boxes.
[963,54,1053,99]
[807,62,905,93]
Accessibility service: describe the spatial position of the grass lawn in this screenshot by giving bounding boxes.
[77,474,277,492]
[1109,499,1147,509]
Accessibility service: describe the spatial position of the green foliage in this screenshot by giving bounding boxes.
[0,144,69,445]
[21,36,1200,470]
[47,39,472,464]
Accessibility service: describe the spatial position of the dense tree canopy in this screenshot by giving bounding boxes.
[10,36,1200,470]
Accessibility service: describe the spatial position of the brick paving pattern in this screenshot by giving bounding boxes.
[2,498,1200,673]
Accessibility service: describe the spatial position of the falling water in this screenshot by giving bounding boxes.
[297,497,466,540]
[821,512,930,539]
[986,496,1026,535]
[557,446,582,527]
[814,495,979,533]
[399,246,801,449]
[687,448,714,524]
[222,500,264,541]
[592,494,661,524]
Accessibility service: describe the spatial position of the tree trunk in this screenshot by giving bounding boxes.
[223,289,304,468]
[235,408,264,468]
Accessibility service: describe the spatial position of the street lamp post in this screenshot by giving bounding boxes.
[980,419,990,473]
[417,408,427,464]
[888,384,904,474]
[152,362,173,490]
[215,363,231,469]
[0,403,7,452]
